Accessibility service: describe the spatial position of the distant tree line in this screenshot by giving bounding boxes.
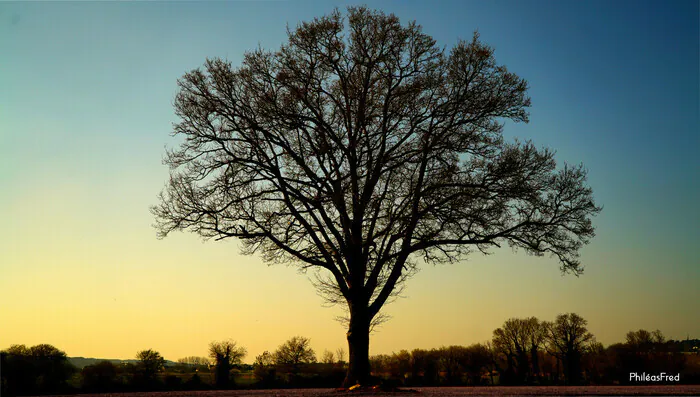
[367,314,698,387]
[2,317,699,395]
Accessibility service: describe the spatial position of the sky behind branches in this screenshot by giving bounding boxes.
[1,0,698,363]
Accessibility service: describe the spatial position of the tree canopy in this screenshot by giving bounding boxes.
[209,340,247,388]
[152,6,601,386]
[274,336,316,367]
[136,349,166,380]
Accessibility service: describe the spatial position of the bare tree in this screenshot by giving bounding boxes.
[625,329,666,355]
[524,317,547,383]
[545,313,595,385]
[152,6,601,386]
[390,349,411,381]
[274,336,316,380]
[491,317,548,384]
[209,340,247,388]
[177,356,211,367]
[437,346,468,385]
[254,351,275,367]
[626,329,666,348]
[482,341,501,385]
[178,356,203,366]
[274,336,316,367]
[492,318,530,384]
[321,349,336,364]
[335,347,347,365]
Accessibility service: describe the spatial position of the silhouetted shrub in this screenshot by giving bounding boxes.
[183,373,212,390]
[81,360,118,392]
[164,374,183,390]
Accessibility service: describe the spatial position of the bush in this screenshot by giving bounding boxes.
[164,374,183,390]
[81,361,118,392]
[183,373,211,390]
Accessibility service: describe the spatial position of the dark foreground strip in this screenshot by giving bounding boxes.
[38,385,700,397]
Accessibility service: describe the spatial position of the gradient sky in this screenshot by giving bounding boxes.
[1,0,698,364]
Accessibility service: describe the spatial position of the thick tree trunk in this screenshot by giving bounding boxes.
[342,305,371,387]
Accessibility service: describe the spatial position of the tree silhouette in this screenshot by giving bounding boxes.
[436,346,466,385]
[208,340,247,388]
[626,329,666,351]
[81,360,118,392]
[336,347,347,365]
[492,318,533,383]
[135,349,165,383]
[253,351,276,385]
[525,317,548,384]
[272,336,316,384]
[491,317,548,384]
[177,356,211,367]
[322,349,336,364]
[152,6,601,386]
[545,313,595,385]
[1,344,76,395]
[274,336,316,369]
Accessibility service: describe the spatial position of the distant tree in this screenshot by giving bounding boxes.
[524,317,548,383]
[81,360,118,392]
[177,356,211,367]
[619,329,685,380]
[389,350,411,382]
[369,354,392,377]
[545,313,595,385]
[482,341,502,385]
[135,349,166,383]
[152,6,601,386]
[492,318,531,383]
[409,349,440,385]
[2,344,35,395]
[490,317,548,384]
[652,330,666,345]
[208,340,247,388]
[274,336,316,377]
[1,344,76,395]
[626,329,666,352]
[274,336,316,366]
[463,343,492,385]
[436,346,467,385]
[255,351,276,367]
[581,341,606,384]
[31,344,77,392]
[253,351,277,385]
[335,348,347,365]
[5,344,31,356]
[322,350,336,364]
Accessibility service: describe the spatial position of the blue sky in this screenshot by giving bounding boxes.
[1,0,698,361]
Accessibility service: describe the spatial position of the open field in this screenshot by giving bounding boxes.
[40,385,700,397]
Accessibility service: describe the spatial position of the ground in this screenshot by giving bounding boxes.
[39,385,700,396]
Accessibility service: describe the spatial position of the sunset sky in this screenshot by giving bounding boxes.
[1,0,698,364]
